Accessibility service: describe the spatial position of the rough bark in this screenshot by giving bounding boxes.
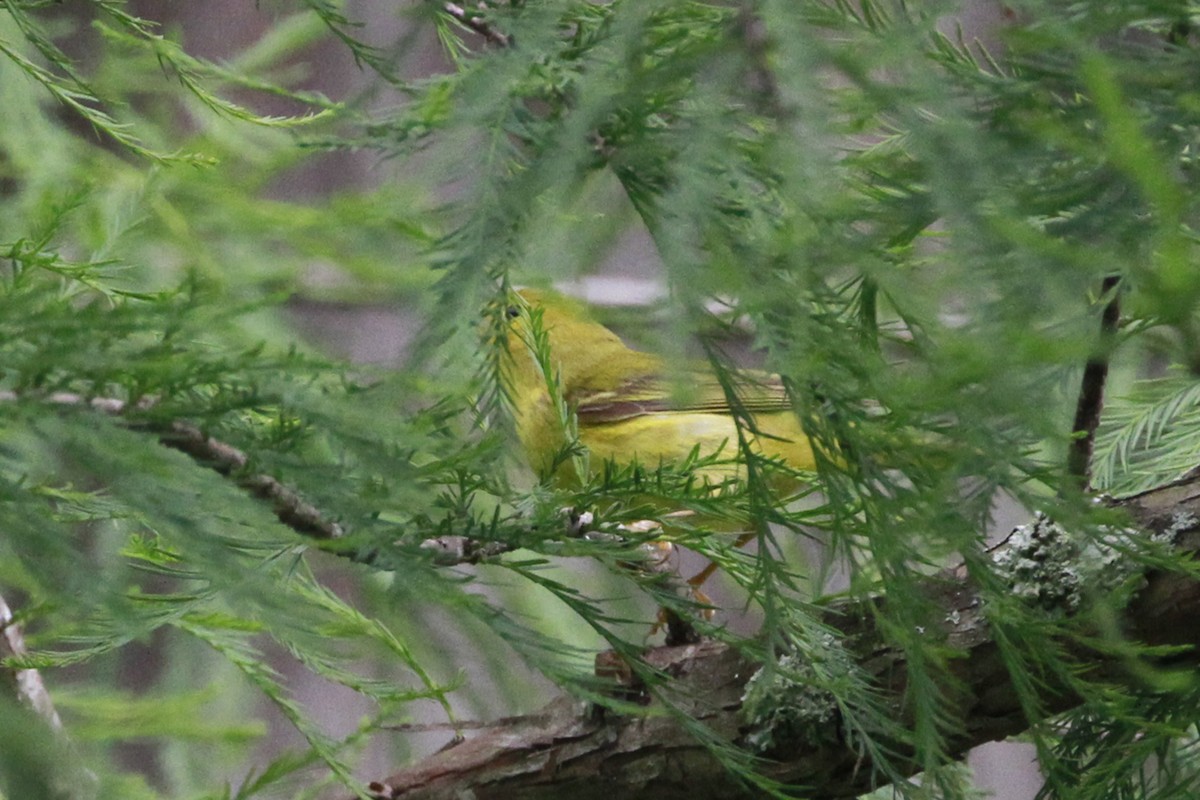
[359,475,1200,800]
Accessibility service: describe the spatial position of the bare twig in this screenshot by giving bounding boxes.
[156,420,345,540]
[441,2,512,47]
[0,592,62,731]
[1067,275,1122,490]
[419,535,514,565]
[1,591,100,799]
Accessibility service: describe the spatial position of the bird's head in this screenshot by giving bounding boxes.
[500,289,635,390]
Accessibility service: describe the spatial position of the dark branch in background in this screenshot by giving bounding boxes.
[734,6,785,120]
[441,2,512,47]
[1067,275,1122,490]
[353,479,1200,800]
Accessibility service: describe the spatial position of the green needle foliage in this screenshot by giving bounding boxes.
[3,1,1200,798]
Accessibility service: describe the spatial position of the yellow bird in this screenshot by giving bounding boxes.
[500,287,818,503]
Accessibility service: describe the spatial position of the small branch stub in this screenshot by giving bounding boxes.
[442,2,512,47]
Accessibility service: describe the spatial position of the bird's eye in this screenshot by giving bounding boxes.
[505,305,521,319]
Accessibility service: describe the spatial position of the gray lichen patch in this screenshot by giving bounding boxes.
[991,512,1147,613]
[739,634,849,755]
[1158,510,1198,544]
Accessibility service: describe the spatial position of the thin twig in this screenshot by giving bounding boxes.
[419,535,514,565]
[0,592,62,731]
[383,713,555,733]
[441,2,512,47]
[156,420,345,540]
[1067,275,1122,491]
[1,591,100,798]
[1,391,344,541]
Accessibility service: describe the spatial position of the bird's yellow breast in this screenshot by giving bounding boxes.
[579,410,814,482]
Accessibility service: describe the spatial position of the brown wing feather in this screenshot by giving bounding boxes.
[574,370,792,424]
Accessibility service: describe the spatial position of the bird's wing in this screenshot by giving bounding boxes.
[573,370,792,424]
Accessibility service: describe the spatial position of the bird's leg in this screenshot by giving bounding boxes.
[634,540,722,645]
[605,512,734,643]
[619,532,708,645]
[560,507,595,537]
[685,532,757,589]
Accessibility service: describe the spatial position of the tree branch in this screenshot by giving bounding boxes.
[355,477,1200,800]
